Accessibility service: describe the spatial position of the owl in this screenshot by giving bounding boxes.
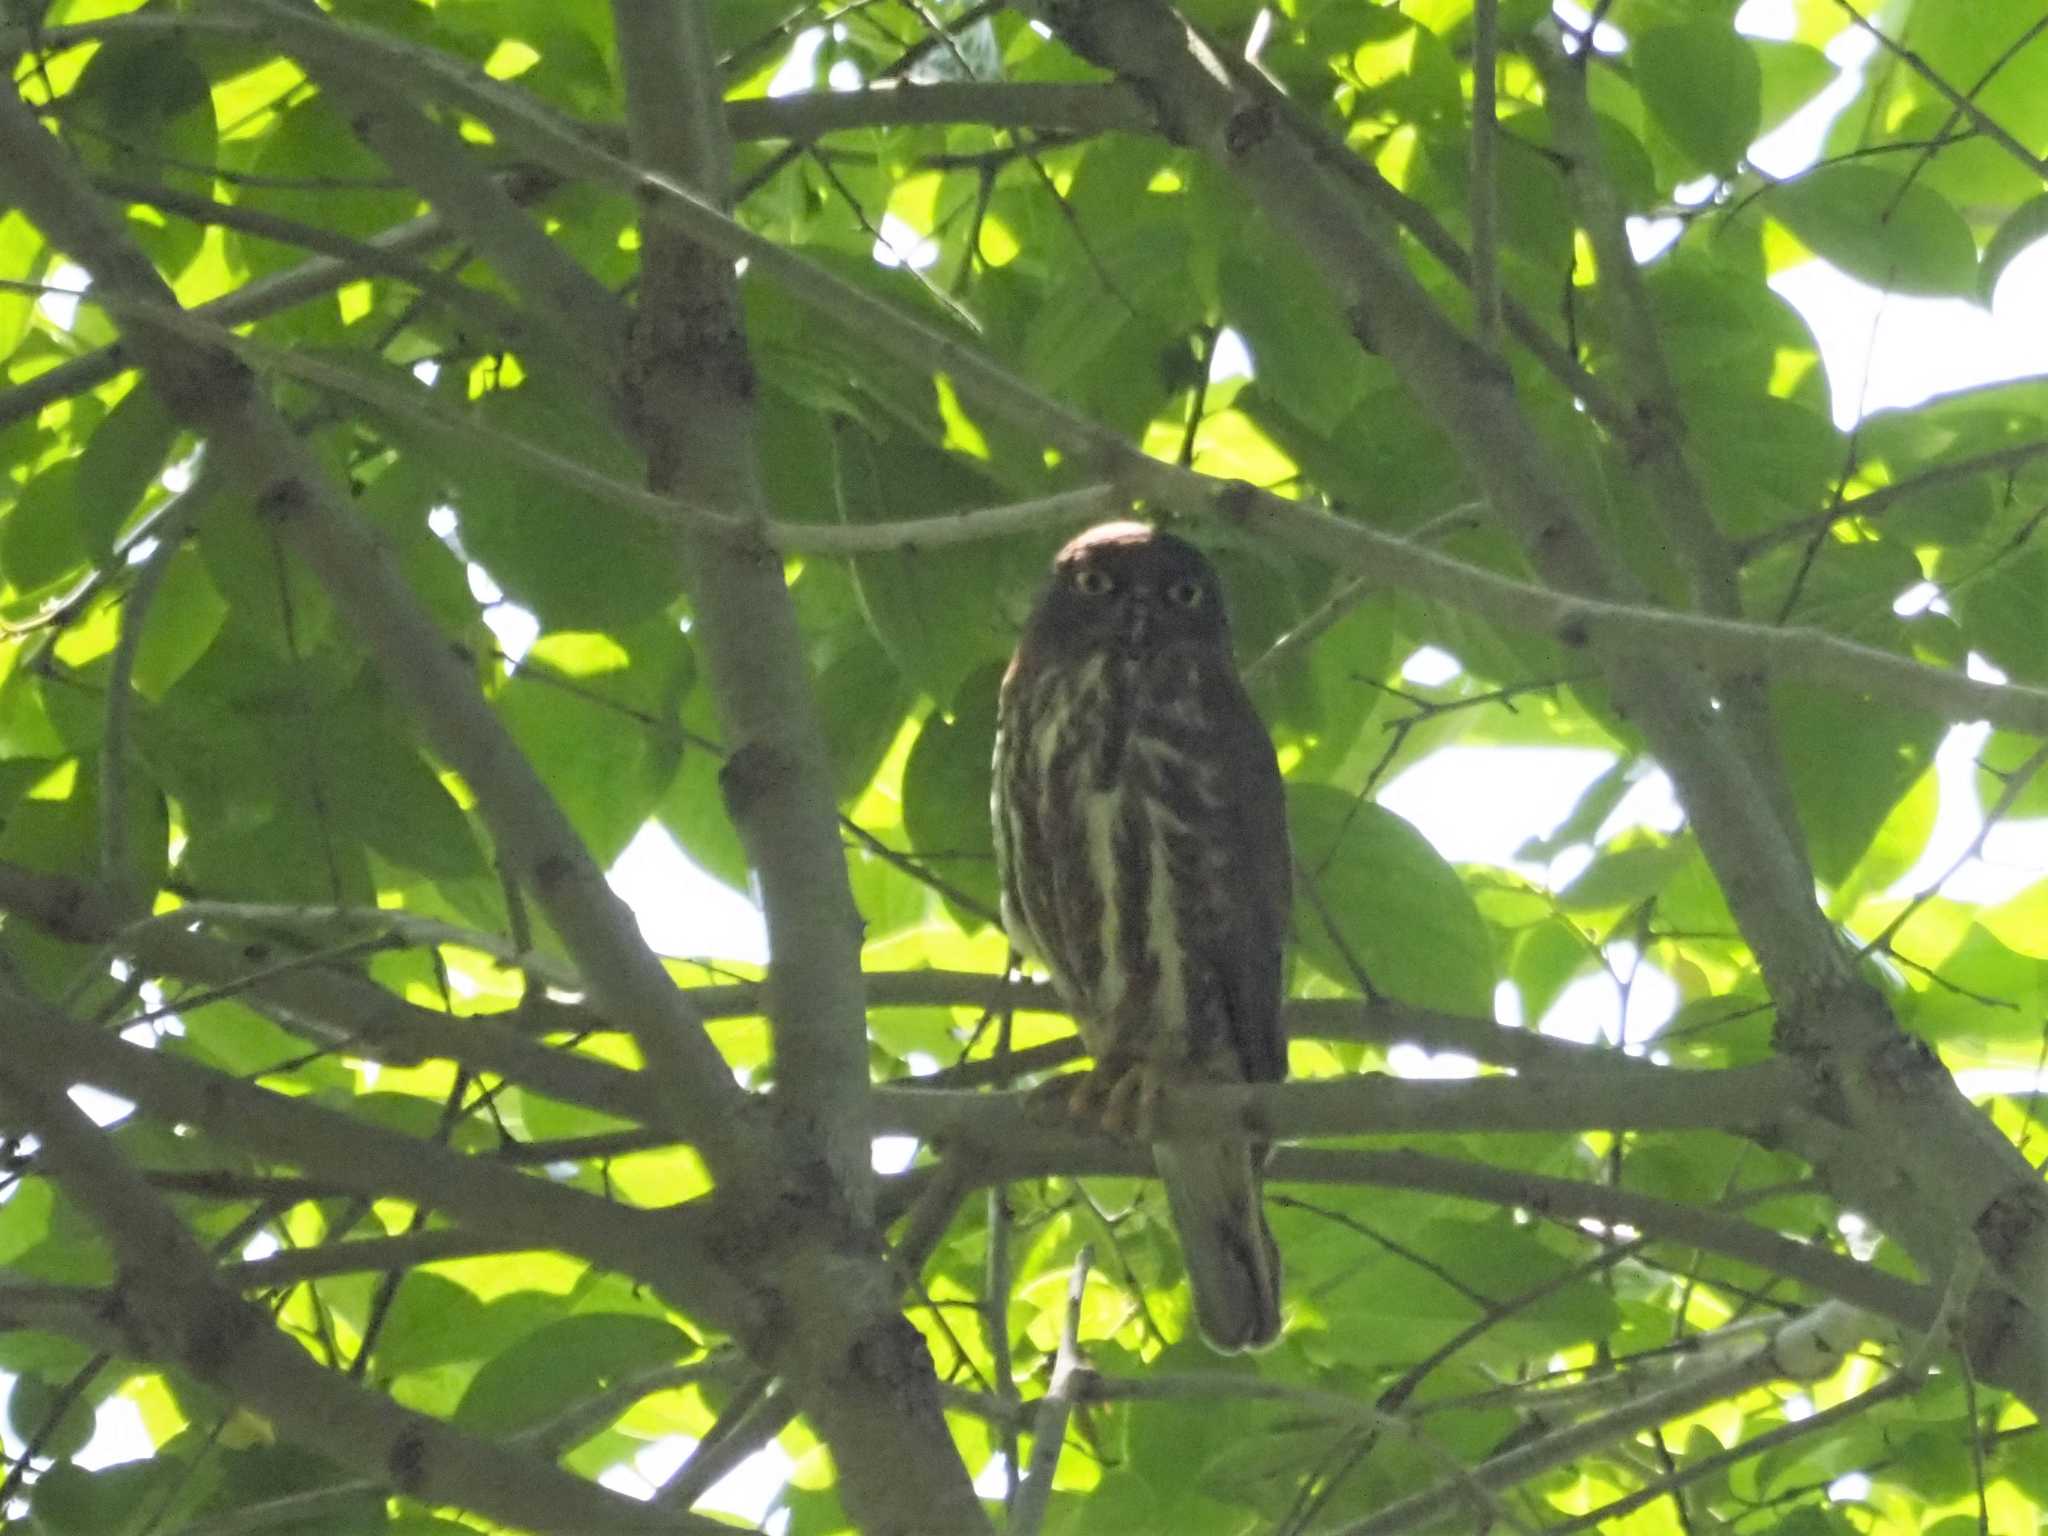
[992,522,1289,1351]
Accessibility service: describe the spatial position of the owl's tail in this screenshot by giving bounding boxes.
[1154,1139,1282,1352]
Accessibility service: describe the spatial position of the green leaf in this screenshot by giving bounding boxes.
[1981,192,2048,303]
[815,629,915,802]
[0,208,41,365]
[1238,382,1474,529]
[1768,165,1980,297]
[203,1446,382,1536]
[1687,394,1844,537]
[454,1314,695,1437]
[497,622,692,866]
[444,382,685,631]
[178,800,375,906]
[1835,762,1937,908]
[830,422,1016,702]
[1981,882,2048,963]
[74,385,177,556]
[234,97,421,283]
[1555,837,1688,913]
[1252,585,1395,781]
[0,674,59,776]
[658,684,749,894]
[325,722,485,880]
[900,666,1002,927]
[1885,1427,1978,1503]
[179,998,322,1078]
[1346,9,1461,124]
[1775,681,1941,886]
[1975,730,2048,819]
[65,35,217,273]
[370,1270,497,1375]
[1634,22,1762,174]
[1904,922,2046,1049]
[5,1372,100,1462]
[1288,784,1494,1013]
[1511,916,1593,1027]
[1752,39,1836,136]
[1416,117,1576,264]
[193,490,334,660]
[129,545,228,701]
[4,458,89,598]
[1125,1341,1263,1497]
[0,757,165,903]
[1022,211,1198,395]
[25,1462,184,1536]
[1947,543,2048,683]
[1219,246,1370,434]
[0,1176,52,1266]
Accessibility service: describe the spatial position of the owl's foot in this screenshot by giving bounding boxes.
[1048,1057,1168,1142]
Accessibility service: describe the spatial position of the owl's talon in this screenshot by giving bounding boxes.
[1070,1059,1132,1130]
[1026,1060,1159,1140]
[1100,1060,1168,1140]
[1025,1074,1088,1125]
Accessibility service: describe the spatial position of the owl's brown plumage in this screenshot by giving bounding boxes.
[991,522,1289,1351]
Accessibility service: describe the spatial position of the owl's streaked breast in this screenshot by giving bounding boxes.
[994,647,1229,1067]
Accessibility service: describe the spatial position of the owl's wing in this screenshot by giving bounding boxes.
[1197,650,1291,1086]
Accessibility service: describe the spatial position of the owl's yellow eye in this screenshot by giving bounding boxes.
[1165,579,1203,608]
[1073,568,1115,596]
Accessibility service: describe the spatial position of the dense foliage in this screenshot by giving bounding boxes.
[3,0,2048,1532]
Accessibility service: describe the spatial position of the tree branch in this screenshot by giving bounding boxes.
[677,968,1668,1078]
[0,975,742,1536]
[5,985,752,1326]
[99,281,2048,743]
[1011,0,2048,1415]
[0,200,466,432]
[126,922,671,1123]
[1532,28,1808,868]
[227,1230,532,1289]
[150,2,2048,763]
[278,30,630,412]
[1740,432,2048,559]
[725,80,1152,139]
[1010,1244,1091,1536]
[1339,1302,1884,1535]
[906,1139,1933,1335]
[608,0,987,1526]
[873,1058,1802,1144]
[0,75,757,1176]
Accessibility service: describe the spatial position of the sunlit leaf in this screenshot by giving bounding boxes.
[1768,165,1980,297]
[1288,784,1494,1013]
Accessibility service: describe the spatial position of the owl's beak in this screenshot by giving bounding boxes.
[1118,597,1153,653]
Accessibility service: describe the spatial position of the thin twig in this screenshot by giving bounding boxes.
[985,1004,1022,1508]
[1468,0,1501,349]
[1010,1244,1092,1536]
[1834,0,2048,178]
[98,488,200,914]
[656,1375,787,1512]
[1538,1367,1917,1535]
[1863,736,2048,957]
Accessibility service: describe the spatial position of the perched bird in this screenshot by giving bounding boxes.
[992,521,1290,1351]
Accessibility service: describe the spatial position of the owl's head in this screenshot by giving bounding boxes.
[1027,521,1231,659]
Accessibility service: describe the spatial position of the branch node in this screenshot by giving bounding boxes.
[1223,100,1275,156]
[387,1427,430,1494]
[1973,1182,2048,1276]
[529,850,578,893]
[719,739,798,828]
[1344,301,1378,352]
[255,475,313,525]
